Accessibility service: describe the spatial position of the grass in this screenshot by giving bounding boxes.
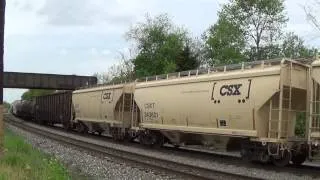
[0,129,71,180]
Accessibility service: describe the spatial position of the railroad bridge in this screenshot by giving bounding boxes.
[3,71,97,90]
[0,0,98,152]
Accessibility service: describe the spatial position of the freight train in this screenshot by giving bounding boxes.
[11,58,320,167]
[11,100,34,120]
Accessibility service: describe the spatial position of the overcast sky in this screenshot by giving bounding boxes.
[4,0,320,103]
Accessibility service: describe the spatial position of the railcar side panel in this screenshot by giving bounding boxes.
[135,72,281,138]
[310,60,320,140]
[135,61,309,141]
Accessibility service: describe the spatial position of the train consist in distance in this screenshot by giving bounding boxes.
[11,58,320,167]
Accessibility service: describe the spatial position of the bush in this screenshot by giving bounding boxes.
[295,112,306,137]
[0,130,70,180]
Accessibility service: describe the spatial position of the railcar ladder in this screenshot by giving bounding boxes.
[268,61,293,139]
[118,85,134,135]
[130,93,139,129]
[309,79,320,159]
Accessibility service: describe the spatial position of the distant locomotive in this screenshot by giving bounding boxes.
[11,58,320,167]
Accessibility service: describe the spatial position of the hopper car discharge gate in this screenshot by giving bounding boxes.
[116,84,141,139]
[101,84,140,140]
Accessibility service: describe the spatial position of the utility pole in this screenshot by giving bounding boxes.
[0,0,5,155]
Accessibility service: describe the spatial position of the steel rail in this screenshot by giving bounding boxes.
[4,114,260,180]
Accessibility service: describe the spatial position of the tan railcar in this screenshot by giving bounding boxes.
[72,83,137,138]
[134,59,311,166]
[135,59,308,141]
[309,59,320,160]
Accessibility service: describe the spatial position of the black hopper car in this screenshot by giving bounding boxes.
[11,91,73,129]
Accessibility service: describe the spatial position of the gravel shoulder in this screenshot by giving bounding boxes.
[6,124,182,180]
[21,121,319,180]
[6,118,320,180]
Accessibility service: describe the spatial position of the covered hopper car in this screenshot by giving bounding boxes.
[72,58,320,166]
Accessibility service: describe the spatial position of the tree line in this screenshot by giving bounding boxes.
[21,89,55,101]
[19,0,320,100]
[95,0,319,84]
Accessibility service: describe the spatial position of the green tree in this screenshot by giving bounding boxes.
[21,89,55,100]
[257,44,282,60]
[221,0,288,61]
[3,101,10,112]
[175,41,200,72]
[295,112,306,137]
[281,32,318,58]
[108,59,135,83]
[304,0,320,33]
[203,12,246,66]
[126,13,190,77]
[94,50,135,84]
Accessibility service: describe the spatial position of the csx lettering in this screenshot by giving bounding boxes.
[144,103,155,109]
[220,84,242,96]
[103,92,111,100]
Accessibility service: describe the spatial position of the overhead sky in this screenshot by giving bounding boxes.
[3,0,320,103]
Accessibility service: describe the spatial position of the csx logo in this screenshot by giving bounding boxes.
[103,92,111,100]
[220,84,242,96]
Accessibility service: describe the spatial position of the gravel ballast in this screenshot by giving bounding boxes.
[23,123,318,180]
[6,124,181,180]
[6,119,320,180]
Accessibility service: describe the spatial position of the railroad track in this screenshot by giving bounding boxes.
[4,114,260,180]
[5,114,320,179]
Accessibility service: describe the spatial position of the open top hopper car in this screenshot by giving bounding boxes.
[34,91,73,129]
[72,58,320,166]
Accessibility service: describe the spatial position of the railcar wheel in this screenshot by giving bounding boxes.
[111,128,118,141]
[138,132,153,146]
[139,131,163,147]
[76,122,86,133]
[240,148,253,162]
[97,131,103,136]
[291,153,307,165]
[271,150,292,167]
[259,151,270,163]
[111,128,126,141]
[63,122,71,131]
